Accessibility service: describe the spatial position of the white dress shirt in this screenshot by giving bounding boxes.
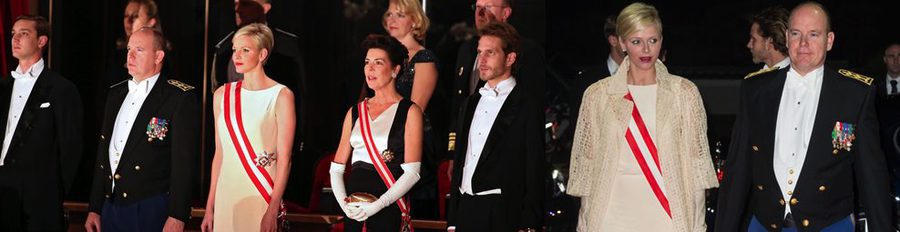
[0,59,44,166]
[607,55,620,75]
[773,66,824,217]
[460,77,516,196]
[763,57,792,70]
[109,74,160,188]
[886,74,900,95]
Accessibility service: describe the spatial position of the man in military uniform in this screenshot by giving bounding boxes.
[716,2,893,231]
[747,6,791,72]
[0,15,83,231]
[448,0,544,174]
[84,27,199,232]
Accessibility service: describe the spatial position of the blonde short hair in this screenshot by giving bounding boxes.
[616,2,663,40]
[383,0,430,41]
[234,23,274,58]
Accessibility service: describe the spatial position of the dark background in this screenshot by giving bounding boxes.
[2,0,897,224]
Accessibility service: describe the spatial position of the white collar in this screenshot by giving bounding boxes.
[765,57,791,70]
[607,55,620,75]
[480,77,517,97]
[128,73,161,94]
[11,58,44,80]
[787,65,824,88]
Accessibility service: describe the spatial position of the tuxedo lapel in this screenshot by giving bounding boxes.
[475,85,522,167]
[6,70,50,155]
[0,78,13,144]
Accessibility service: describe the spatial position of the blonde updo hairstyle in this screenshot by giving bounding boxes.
[616,3,663,42]
[383,0,430,41]
[234,23,274,63]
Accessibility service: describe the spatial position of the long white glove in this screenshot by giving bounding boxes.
[329,162,359,217]
[347,162,421,221]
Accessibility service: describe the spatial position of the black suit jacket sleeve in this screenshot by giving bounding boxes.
[52,78,83,195]
[715,80,753,232]
[519,93,545,229]
[853,86,894,231]
[168,91,200,221]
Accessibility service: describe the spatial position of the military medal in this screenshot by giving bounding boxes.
[146,117,169,142]
[831,121,855,153]
[381,149,395,162]
[254,151,276,167]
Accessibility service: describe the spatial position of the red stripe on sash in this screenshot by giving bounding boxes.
[222,82,272,203]
[623,92,671,218]
[357,101,413,231]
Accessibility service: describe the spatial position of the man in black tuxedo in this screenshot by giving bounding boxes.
[568,14,623,135]
[447,22,545,232]
[716,2,892,232]
[875,42,900,192]
[0,15,83,231]
[84,27,199,232]
[448,0,544,176]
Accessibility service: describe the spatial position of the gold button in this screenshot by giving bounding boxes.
[788,179,793,185]
[770,224,778,229]
[819,185,826,191]
[135,165,141,171]
[105,194,110,199]
[787,190,793,195]
[757,185,764,190]
[122,192,128,198]
[458,90,462,94]
[779,199,785,205]
[802,219,810,227]
[114,174,121,180]
[108,175,112,180]
[100,135,105,140]
[100,164,104,169]
[752,146,759,151]
[833,149,838,154]
[790,198,798,205]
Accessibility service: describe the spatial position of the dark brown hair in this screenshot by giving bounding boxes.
[749,6,789,55]
[361,34,409,69]
[14,15,50,39]
[478,21,520,55]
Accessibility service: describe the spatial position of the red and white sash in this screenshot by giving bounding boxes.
[223,81,275,203]
[623,92,671,218]
[357,100,413,231]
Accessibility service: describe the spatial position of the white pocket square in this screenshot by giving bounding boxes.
[39,102,50,108]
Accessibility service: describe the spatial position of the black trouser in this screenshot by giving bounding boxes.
[455,194,508,232]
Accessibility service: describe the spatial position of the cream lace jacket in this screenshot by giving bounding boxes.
[567,59,719,231]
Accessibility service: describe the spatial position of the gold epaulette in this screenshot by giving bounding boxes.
[110,80,128,89]
[168,79,195,91]
[838,69,873,85]
[447,132,457,151]
[744,66,779,79]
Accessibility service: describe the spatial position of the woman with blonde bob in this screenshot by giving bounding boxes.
[567,2,718,231]
[201,23,296,232]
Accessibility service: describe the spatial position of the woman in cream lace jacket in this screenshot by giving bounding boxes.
[567,3,718,232]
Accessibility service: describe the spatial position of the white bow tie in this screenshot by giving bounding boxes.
[479,86,500,97]
[10,70,31,80]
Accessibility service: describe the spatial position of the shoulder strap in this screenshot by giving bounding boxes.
[387,99,413,155]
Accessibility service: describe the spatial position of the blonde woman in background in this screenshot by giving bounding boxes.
[567,2,718,231]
